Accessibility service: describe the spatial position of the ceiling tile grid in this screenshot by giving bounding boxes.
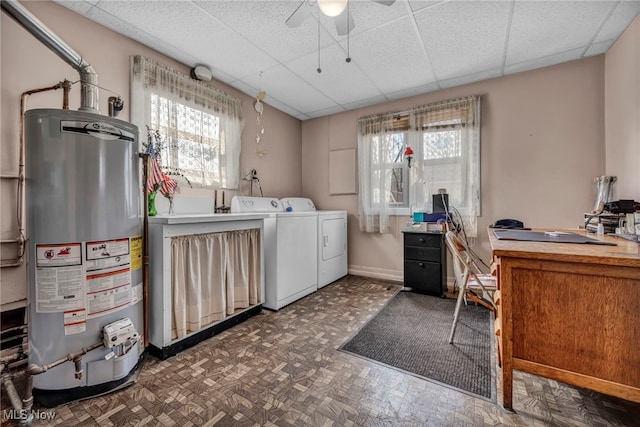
[505,1,616,65]
[285,43,385,106]
[593,0,640,43]
[51,0,640,120]
[414,1,512,81]
[347,16,438,95]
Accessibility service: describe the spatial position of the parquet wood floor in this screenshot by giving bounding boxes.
[2,275,639,426]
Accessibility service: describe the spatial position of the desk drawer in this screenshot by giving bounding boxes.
[404,232,441,248]
[404,245,441,262]
[404,260,442,293]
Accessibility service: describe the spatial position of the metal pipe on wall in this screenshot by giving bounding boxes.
[1,82,69,269]
[1,0,99,113]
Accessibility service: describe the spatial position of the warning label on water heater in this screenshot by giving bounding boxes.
[35,243,84,313]
[85,238,132,318]
[34,237,136,315]
[64,308,87,335]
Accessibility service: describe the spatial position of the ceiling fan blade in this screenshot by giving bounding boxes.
[372,0,396,5]
[335,9,355,36]
[285,0,312,28]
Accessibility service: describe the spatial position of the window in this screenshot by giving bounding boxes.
[150,95,226,188]
[358,96,480,235]
[131,55,244,189]
[370,132,408,208]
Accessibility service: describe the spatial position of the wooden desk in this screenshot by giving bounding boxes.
[488,229,640,409]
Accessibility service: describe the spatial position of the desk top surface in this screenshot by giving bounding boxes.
[488,228,640,268]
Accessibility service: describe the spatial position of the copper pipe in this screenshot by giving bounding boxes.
[1,82,66,269]
[62,79,72,109]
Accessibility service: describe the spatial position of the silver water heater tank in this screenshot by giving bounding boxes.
[25,109,144,406]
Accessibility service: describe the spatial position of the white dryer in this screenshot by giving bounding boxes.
[281,198,348,288]
[231,196,318,310]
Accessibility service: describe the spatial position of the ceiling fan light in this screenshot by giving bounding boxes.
[318,0,348,17]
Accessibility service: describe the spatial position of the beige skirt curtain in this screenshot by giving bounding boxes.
[226,229,261,314]
[171,229,261,339]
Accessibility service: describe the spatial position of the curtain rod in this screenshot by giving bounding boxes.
[358,95,479,123]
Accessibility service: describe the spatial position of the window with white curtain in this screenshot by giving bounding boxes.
[358,96,481,236]
[131,55,244,189]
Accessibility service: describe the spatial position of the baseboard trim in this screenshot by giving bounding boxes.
[347,268,456,291]
[348,266,402,282]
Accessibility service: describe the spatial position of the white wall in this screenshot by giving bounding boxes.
[605,14,640,201]
[0,1,302,308]
[302,57,606,280]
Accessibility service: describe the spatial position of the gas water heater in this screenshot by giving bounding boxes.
[25,109,144,406]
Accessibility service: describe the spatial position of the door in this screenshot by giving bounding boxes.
[321,217,346,261]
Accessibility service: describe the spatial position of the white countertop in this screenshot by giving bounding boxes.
[148,213,268,225]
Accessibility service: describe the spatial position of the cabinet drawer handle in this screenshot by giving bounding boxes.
[419,238,425,243]
[418,262,424,267]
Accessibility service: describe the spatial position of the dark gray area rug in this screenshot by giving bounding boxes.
[339,291,493,399]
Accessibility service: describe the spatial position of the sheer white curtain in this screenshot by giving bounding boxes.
[409,96,481,237]
[358,96,481,236]
[130,55,244,189]
[171,229,261,340]
[357,112,404,233]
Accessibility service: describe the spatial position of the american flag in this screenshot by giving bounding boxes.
[148,157,178,197]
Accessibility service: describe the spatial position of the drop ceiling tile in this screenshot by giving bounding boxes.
[439,68,502,89]
[242,64,338,114]
[333,0,409,37]
[593,1,640,44]
[306,105,348,119]
[506,1,615,66]
[230,78,307,120]
[229,74,308,119]
[407,1,446,13]
[54,0,95,15]
[348,16,437,94]
[194,1,336,65]
[415,1,511,80]
[261,96,308,120]
[342,94,390,111]
[83,6,199,67]
[228,79,259,99]
[52,0,640,120]
[385,82,440,101]
[94,1,278,80]
[584,40,614,57]
[211,68,244,87]
[504,47,583,75]
[285,42,384,106]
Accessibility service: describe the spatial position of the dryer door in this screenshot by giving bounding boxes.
[321,217,346,260]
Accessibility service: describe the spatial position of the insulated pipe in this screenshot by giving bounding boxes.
[1,374,24,414]
[1,373,31,426]
[1,0,99,113]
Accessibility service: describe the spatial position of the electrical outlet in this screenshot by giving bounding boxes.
[241,170,252,181]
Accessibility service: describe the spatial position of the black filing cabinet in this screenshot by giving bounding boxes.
[403,231,447,297]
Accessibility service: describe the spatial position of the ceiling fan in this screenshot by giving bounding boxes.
[285,0,396,36]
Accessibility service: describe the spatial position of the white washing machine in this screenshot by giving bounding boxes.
[231,196,318,310]
[281,198,348,288]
